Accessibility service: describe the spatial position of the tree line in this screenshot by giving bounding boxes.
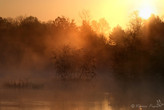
[0,13,164,82]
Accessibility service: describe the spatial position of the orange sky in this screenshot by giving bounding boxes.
[0,0,163,28]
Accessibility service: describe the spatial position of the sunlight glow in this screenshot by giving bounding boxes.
[138,0,157,20]
[0,0,161,28]
[139,7,153,19]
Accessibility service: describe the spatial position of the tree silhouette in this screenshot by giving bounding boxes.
[0,14,164,82]
[53,45,96,81]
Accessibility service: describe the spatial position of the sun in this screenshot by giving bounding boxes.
[139,8,152,19]
[139,7,153,19]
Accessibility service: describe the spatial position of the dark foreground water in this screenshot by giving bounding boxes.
[0,80,164,110]
[0,89,112,110]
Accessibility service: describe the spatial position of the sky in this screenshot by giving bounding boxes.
[0,0,164,28]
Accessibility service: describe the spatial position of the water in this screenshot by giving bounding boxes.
[0,88,112,110]
[0,80,164,110]
[0,100,112,110]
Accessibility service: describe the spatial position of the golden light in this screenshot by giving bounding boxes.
[139,7,153,19]
[138,0,157,20]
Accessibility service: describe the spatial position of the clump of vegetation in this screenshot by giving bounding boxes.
[53,45,96,81]
[3,80,44,89]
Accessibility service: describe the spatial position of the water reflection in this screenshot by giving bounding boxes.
[0,81,163,110]
[0,93,112,110]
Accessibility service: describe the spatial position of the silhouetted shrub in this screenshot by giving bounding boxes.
[53,45,96,81]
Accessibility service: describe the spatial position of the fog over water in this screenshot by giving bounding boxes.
[0,15,164,110]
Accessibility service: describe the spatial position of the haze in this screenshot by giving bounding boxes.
[1,0,164,110]
[0,0,164,27]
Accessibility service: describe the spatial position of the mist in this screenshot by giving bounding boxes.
[0,14,164,110]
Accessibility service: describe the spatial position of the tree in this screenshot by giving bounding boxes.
[91,18,110,36]
[128,11,143,39]
[110,25,126,46]
[53,45,96,81]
